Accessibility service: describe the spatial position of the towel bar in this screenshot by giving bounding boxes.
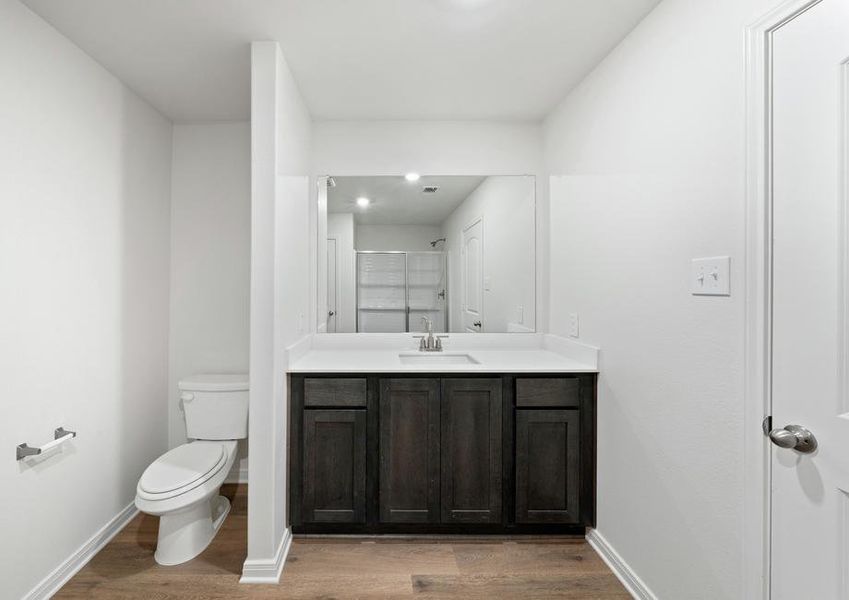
[17,427,76,461]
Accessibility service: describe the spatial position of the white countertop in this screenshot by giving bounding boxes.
[286,333,599,374]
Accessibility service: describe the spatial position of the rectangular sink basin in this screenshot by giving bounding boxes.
[398,352,480,366]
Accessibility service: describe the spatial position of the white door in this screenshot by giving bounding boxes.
[462,218,483,332]
[327,238,337,333]
[771,2,849,597]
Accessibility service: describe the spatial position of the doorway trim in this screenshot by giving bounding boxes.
[327,237,338,333]
[745,1,823,598]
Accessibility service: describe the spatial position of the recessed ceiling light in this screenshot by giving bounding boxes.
[405,173,421,182]
[356,196,370,207]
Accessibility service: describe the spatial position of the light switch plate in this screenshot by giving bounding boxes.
[691,256,731,296]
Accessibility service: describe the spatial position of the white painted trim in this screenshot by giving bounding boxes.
[23,502,138,600]
[586,529,656,600]
[239,527,292,584]
[285,333,314,365]
[744,2,823,599]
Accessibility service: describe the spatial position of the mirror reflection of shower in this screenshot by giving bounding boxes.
[430,238,446,248]
[355,251,447,333]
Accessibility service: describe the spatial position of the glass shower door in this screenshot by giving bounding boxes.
[407,252,447,333]
[356,252,407,332]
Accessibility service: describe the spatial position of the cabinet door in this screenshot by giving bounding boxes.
[302,410,367,523]
[516,409,580,523]
[441,378,502,523]
[379,378,440,523]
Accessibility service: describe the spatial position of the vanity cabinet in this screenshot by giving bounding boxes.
[289,372,596,534]
[301,409,367,523]
[440,378,502,524]
[378,378,440,523]
[514,376,588,524]
[515,409,579,523]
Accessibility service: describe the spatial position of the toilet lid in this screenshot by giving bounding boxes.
[139,443,226,495]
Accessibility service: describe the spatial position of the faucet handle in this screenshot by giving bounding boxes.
[413,335,427,351]
[435,335,448,351]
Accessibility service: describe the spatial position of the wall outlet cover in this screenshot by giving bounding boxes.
[569,313,579,338]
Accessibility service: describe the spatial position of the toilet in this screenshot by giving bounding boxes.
[135,373,248,566]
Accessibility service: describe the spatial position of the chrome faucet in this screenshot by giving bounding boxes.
[415,316,446,352]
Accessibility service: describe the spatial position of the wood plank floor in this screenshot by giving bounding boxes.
[56,485,629,599]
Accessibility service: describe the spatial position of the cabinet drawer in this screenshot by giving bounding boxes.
[516,377,580,407]
[304,378,367,407]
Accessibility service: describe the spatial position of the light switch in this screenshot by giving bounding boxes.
[484,276,492,292]
[569,313,579,338]
[691,257,731,296]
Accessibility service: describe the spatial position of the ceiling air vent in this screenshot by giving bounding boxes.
[422,186,439,193]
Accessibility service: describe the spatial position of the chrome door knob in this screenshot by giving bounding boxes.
[769,425,817,453]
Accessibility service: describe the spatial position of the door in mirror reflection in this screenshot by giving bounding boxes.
[462,217,483,332]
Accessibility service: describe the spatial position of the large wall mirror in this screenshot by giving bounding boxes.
[317,175,535,334]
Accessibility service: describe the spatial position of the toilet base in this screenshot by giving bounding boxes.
[154,494,231,566]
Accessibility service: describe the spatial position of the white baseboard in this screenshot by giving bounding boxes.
[587,529,657,600]
[239,527,292,584]
[23,502,138,600]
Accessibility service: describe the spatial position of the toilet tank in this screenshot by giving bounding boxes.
[179,374,249,440]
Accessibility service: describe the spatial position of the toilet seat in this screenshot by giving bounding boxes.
[137,442,228,501]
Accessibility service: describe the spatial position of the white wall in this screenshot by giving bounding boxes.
[169,122,250,480]
[312,120,547,331]
[246,41,312,579]
[312,121,542,176]
[327,213,356,333]
[0,1,172,598]
[544,0,775,597]
[355,224,441,251]
[441,176,535,333]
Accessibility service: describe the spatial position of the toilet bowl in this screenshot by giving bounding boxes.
[136,440,237,565]
[135,374,248,565]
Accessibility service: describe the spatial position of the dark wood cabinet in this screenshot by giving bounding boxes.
[302,409,367,523]
[516,377,580,407]
[378,378,440,523]
[289,372,596,534]
[515,409,580,523]
[304,377,367,407]
[440,378,502,523]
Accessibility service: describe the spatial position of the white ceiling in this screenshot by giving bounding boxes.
[21,0,660,122]
[329,176,485,225]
